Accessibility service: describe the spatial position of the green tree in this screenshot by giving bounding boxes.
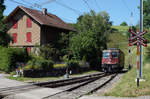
[143,0,150,28]
[39,44,59,61]
[142,0,150,42]
[0,0,11,46]
[70,10,112,69]
[120,21,128,26]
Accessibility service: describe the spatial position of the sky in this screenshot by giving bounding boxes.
[4,0,140,26]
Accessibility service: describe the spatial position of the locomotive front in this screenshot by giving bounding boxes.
[101,49,124,72]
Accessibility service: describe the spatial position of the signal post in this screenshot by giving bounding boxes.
[128,29,147,86]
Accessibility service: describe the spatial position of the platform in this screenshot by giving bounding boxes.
[3,88,62,99]
[79,96,150,99]
[0,74,29,89]
[0,74,62,99]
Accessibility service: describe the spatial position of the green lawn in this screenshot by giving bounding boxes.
[112,26,129,35]
[103,45,150,97]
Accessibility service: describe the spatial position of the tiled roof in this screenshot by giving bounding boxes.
[6,6,74,31]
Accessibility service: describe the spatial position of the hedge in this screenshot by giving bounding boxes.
[0,46,29,72]
[24,56,54,71]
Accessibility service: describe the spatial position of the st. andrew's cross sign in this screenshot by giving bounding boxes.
[128,29,147,47]
[128,28,147,86]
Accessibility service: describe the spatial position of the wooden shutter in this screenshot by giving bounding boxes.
[27,18,32,28]
[12,33,17,43]
[26,32,31,42]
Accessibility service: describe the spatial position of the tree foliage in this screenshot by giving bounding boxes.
[143,0,150,28]
[70,11,112,68]
[0,0,11,46]
[39,44,59,61]
[142,0,150,42]
[120,21,128,26]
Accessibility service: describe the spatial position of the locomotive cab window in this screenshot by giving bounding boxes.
[103,52,110,58]
[112,52,119,58]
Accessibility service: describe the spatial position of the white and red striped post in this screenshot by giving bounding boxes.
[137,42,140,86]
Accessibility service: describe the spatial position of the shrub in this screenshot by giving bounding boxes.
[44,59,54,71]
[39,44,60,61]
[53,64,66,69]
[67,60,80,72]
[24,56,54,71]
[0,47,28,72]
[12,48,29,62]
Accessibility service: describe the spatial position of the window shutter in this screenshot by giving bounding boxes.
[27,18,32,28]
[12,33,17,43]
[26,32,31,42]
[13,20,18,29]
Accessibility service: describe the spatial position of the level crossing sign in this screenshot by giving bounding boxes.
[128,29,147,47]
[128,28,147,87]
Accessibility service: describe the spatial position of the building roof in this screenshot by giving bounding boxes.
[5,6,74,31]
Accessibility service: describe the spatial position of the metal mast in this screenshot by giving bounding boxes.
[139,0,143,78]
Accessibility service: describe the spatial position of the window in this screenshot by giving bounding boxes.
[112,52,119,58]
[13,20,18,29]
[12,33,17,43]
[27,17,32,28]
[103,52,110,58]
[26,32,31,42]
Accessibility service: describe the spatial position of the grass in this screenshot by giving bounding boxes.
[111,26,129,35]
[7,70,99,82]
[7,76,61,82]
[102,45,150,97]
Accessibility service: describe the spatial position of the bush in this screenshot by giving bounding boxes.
[39,44,60,61]
[24,56,54,71]
[0,47,29,72]
[53,64,66,69]
[67,60,80,72]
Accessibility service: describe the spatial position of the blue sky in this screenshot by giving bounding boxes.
[4,0,140,26]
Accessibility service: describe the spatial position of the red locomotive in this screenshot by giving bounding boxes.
[101,48,124,72]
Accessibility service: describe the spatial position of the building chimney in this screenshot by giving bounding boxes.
[42,8,47,15]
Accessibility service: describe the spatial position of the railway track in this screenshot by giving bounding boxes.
[0,72,105,98]
[43,73,117,99]
[38,72,105,88]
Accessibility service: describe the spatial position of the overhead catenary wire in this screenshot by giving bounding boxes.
[121,0,134,27]
[82,0,92,11]
[7,0,74,23]
[21,0,42,9]
[39,0,82,15]
[94,0,101,11]
[121,0,131,12]
[21,0,33,6]
[60,16,75,22]
[40,0,56,5]
[7,0,33,8]
[55,1,82,15]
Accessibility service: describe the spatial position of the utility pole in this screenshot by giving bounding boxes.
[139,0,143,78]
[129,0,147,87]
[129,12,133,70]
